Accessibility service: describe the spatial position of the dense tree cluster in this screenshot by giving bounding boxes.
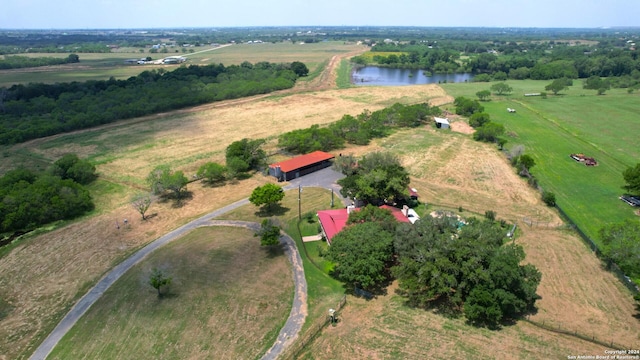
[0,165,94,234]
[336,152,410,205]
[278,125,345,154]
[278,102,439,154]
[454,96,506,145]
[393,216,541,327]
[50,153,97,185]
[225,138,267,177]
[324,208,541,327]
[0,61,303,144]
[326,220,395,290]
[454,96,484,117]
[0,54,79,69]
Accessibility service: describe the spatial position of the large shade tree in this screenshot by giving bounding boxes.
[146,165,188,199]
[393,216,541,326]
[337,152,410,204]
[225,138,266,174]
[326,221,394,290]
[249,183,284,211]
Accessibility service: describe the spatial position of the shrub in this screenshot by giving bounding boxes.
[542,191,556,206]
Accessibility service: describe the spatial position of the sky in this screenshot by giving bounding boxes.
[1,0,639,29]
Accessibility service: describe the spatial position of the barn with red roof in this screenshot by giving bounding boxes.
[268,151,335,181]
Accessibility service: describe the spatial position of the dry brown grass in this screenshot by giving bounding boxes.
[299,125,640,357]
[0,82,450,359]
[1,51,639,359]
[519,228,640,347]
[299,282,609,360]
[48,226,293,360]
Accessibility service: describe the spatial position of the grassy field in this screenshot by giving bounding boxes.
[441,80,640,243]
[216,187,347,326]
[2,42,640,359]
[297,123,640,358]
[0,41,365,87]
[48,226,293,360]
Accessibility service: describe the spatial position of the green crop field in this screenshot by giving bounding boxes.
[48,226,294,360]
[441,80,640,243]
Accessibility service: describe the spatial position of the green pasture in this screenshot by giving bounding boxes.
[204,186,346,330]
[49,226,293,360]
[441,81,640,242]
[0,42,364,87]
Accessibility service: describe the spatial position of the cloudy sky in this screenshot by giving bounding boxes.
[1,0,638,29]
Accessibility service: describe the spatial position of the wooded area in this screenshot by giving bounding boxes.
[0,61,301,144]
[0,154,96,235]
[356,39,640,88]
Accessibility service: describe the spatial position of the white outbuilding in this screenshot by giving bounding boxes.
[434,117,450,129]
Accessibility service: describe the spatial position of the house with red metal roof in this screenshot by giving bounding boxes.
[317,204,412,245]
[268,151,335,181]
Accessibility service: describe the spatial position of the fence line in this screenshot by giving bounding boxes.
[523,317,637,350]
[553,204,640,295]
[280,295,347,360]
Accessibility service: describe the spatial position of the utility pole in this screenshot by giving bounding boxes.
[331,190,335,208]
[298,185,302,220]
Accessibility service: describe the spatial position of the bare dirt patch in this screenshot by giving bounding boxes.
[449,118,475,135]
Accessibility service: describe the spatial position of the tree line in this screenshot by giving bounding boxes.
[0,54,79,70]
[0,61,307,145]
[0,154,96,235]
[355,40,640,89]
[278,102,441,154]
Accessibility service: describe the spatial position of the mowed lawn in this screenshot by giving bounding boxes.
[442,81,640,243]
[48,226,294,360]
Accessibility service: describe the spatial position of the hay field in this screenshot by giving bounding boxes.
[1,52,639,358]
[48,226,293,360]
[0,83,448,359]
[299,123,640,358]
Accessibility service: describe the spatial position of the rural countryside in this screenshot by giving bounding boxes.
[1,2,640,359]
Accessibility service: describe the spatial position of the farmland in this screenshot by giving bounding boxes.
[0,41,364,87]
[0,39,639,360]
[441,81,640,245]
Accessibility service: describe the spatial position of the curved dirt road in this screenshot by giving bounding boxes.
[29,198,307,360]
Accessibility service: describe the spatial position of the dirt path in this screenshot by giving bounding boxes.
[29,199,308,360]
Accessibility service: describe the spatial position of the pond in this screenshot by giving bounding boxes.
[352,66,474,86]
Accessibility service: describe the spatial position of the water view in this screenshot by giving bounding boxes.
[352,66,474,86]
